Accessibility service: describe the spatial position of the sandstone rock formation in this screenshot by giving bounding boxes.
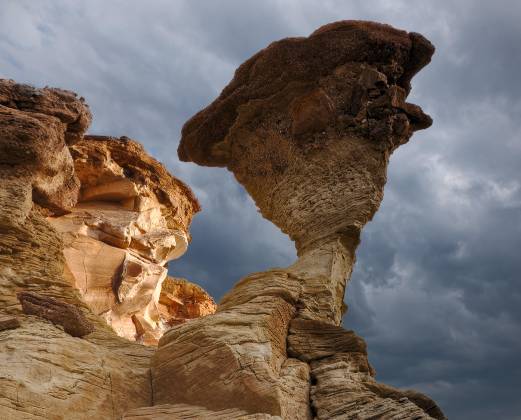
[0,79,153,419]
[47,135,211,345]
[1,20,445,420]
[0,79,211,419]
[152,20,445,419]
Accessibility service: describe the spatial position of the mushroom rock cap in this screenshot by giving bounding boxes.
[178,21,434,251]
[178,20,434,167]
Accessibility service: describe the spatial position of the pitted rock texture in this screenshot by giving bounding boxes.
[151,20,445,420]
[47,135,209,345]
[179,20,433,252]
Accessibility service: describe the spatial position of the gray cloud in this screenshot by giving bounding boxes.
[2,1,520,418]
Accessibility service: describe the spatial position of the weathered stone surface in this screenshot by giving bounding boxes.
[124,403,280,419]
[152,292,311,419]
[0,316,20,331]
[0,80,161,419]
[179,20,433,255]
[73,135,199,240]
[0,320,153,420]
[309,355,446,420]
[0,79,91,215]
[287,318,368,363]
[158,277,216,323]
[47,135,209,345]
[0,79,91,145]
[364,383,447,420]
[18,291,94,337]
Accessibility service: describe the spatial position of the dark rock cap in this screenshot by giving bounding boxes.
[178,20,434,166]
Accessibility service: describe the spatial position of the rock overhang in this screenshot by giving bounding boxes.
[176,21,435,250]
[178,20,434,167]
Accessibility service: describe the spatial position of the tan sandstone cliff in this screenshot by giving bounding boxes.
[0,80,214,419]
[1,20,445,420]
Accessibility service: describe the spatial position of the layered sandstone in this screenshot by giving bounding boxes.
[0,79,153,419]
[1,19,445,420]
[150,20,446,419]
[0,79,210,419]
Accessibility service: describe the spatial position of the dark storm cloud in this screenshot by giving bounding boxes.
[1,1,520,418]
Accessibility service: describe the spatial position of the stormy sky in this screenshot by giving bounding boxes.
[1,1,520,418]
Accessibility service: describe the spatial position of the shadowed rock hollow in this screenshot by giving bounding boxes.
[0,20,446,420]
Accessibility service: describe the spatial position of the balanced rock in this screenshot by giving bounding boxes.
[150,20,445,419]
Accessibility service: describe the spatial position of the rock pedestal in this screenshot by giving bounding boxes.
[151,20,445,419]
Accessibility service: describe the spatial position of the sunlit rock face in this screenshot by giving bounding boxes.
[48,135,213,345]
[0,79,154,419]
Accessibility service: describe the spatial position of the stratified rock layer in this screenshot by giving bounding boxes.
[0,79,209,419]
[150,20,446,420]
[0,79,153,419]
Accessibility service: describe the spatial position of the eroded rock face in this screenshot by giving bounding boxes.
[158,277,217,324]
[0,79,154,419]
[0,79,212,419]
[47,135,210,345]
[0,80,91,215]
[151,20,446,419]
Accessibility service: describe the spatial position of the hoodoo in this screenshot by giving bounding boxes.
[0,20,445,420]
[150,20,445,419]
